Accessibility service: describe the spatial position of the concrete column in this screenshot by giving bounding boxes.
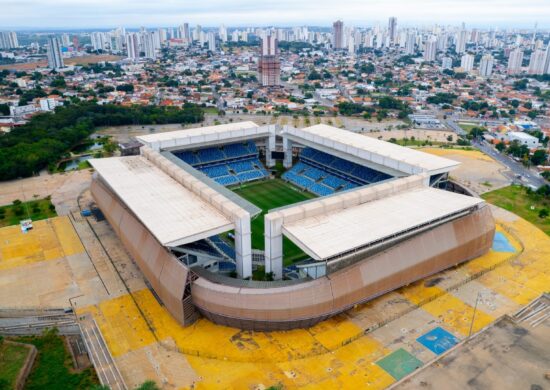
[283,138,293,168]
[264,213,283,280]
[234,211,252,279]
[266,131,276,168]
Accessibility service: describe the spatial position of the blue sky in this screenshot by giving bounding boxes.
[1,0,549,29]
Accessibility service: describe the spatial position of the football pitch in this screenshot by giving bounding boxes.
[232,179,316,264]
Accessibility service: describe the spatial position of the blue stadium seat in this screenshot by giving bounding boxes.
[322,175,347,189]
[223,143,250,158]
[202,164,229,178]
[210,235,236,259]
[215,175,239,186]
[228,159,255,173]
[237,170,265,183]
[198,147,225,163]
[303,166,325,181]
[175,151,198,166]
[309,183,334,196]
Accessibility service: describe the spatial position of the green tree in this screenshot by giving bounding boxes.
[136,381,161,390]
[530,149,548,166]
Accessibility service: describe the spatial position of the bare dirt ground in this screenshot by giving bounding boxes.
[421,148,512,195]
[0,169,92,214]
[365,129,457,143]
[99,114,406,143]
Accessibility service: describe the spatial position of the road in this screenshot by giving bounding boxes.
[446,119,546,189]
[473,140,546,189]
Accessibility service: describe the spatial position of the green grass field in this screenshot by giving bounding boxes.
[232,179,316,264]
[16,329,98,390]
[482,185,550,236]
[0,198,57,228]
[457,122,478,133]
[0,339,30,389]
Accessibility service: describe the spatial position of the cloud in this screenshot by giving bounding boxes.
[1,0,548,28]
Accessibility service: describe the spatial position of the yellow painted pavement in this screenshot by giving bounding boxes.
[76,213,550,389]
[422,147,495,162]
[0,216,83,271]
[78,293,157,357]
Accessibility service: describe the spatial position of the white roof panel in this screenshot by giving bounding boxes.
[282,187,484,260]
[287,124,459,174]
[90,156,233,247]
[136,121,261,147]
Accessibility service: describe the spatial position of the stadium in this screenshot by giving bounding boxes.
[89,122,495,331]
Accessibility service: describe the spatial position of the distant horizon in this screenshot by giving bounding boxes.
[2,0,550,30]
[2,23,549,33]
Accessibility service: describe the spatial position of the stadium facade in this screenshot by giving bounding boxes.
[89,122,495,330]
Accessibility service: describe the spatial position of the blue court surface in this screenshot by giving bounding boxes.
[492,231,515,253]
[416,327,459,355]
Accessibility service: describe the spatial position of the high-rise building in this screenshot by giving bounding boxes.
[479,54,494,77]
[543,46,550,74]
[423,36,437,62]
[388,17,397,44]
[207,32,216,52]
[126,33,140,60]
[141,32,157,59]
[332,20,344,50]
[91,32,110,51]
[219,25,228,43]
[507,48,524,75]
[441,57,453,70]
[456,29,467,54]
[460,53,474,72]
[61,33,70,48]
[347,35,356,54]
[528,49,546,75]
[194,25,202,42]
[46,36,64,69]
[259,34,280,87]
[0,31,19,49]
[405,31,416,55]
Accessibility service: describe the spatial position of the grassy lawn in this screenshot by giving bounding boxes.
[16,329,98,390]
[203,107,220,115]
[482,185,550,236]
[0,198,57,228]
[457,122,478,133]
[232,179,316,264]
[0,339,30,389]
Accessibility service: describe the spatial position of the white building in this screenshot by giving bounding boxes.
[441,57,453,70]
[46,36,64,69]
[460,53,474,72]
[528,49,546,75]
[507,131,540,148]
[507,48,524,75]
[39,98,59,111]
[423,36,437,62]
[126,33,140,60]
[479,54,494,77]
[0,31,18,49]
[456,30,467,54]
[207,32,216,52]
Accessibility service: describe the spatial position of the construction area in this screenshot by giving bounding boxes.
[0,147,549,389]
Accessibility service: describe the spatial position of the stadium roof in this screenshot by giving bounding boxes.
[284,124,459,175]
[136,121,266,151]
[282,187,484,260]
[89,156,233,247]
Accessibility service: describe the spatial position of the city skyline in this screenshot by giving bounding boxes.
[2,0,550,29]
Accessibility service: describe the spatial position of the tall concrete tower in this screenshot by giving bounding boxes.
[259,34,280,87]
[46,36,64,69]
[332,20,344,50]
